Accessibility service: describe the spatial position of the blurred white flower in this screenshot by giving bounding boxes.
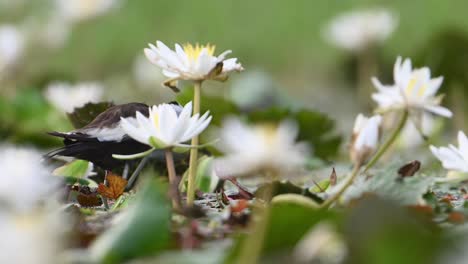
[120,102,212,149]
[213,118,309,180]
[372,57,452,118]
[0,145,59,212]
[293,222,347,264]
[0,208,68,264]
[55,0,119,23]
[0,25,24,73]
[44,82,104,113]
[430,131,468,172]
[0,145,68,263]
[350,114,382,164]
[324,8,397,52]
[144,41,243,87]
[40,16,71,49]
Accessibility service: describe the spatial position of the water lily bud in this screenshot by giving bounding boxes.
[350,114,382,165]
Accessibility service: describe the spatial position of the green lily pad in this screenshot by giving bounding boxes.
[343,197,447,264]
[0,88,70,146]
[255,181,323,204]
[63,176,98,187]
[90,178,171,263]
[225,199,335,263]
[67,101,115,129]
[195,156,218,193]
[309,178,331,193]
[53,159,93,178]
[176,87,240,126]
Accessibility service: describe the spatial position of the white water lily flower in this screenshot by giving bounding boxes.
[324,8,397,52]
[372,57,452,118]
[0,145,59,212]
[350,114,382,164]
[144,41,243,87]
[0,25,24,73]
[213,118,309,180]
[55,0,119,23]
[0,210,67,264]
[120,101,212,149]
[430,131,468,172]
[45,82,104,113]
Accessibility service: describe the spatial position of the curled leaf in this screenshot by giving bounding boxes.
[163,79,180,93]
[98,173,128,200]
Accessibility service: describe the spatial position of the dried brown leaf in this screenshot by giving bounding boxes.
[398,160,421,178]
[77,193,103,207]
[98,173,127,200]
[448,212,465,224]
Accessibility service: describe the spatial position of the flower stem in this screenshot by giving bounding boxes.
[357,47,377,110]
[319,162,362,209]
[363,109,409,172]
[165,148,180,210]
[125,156,150,191]
[187,81,202,206]
[238,181,275,264]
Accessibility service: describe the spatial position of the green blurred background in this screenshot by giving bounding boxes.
[1,0,468,147]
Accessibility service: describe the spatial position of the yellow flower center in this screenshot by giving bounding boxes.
[418,85,427,97]
[14,212,39,230]
[256,124,278,145]
[405,78,417,95]
[152,112,160,131]
[405,75,427,97]
[183,43,216,61]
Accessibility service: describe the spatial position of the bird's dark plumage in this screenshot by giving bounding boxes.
[47,102,152,170]
[79,102,149,131]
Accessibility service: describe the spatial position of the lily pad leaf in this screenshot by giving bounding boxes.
[195,156,218,193]
[176,88,240,126]
[343,163,434,206]
[255,181,323,204]
[53,159,94,178]
[67,101,115,129]
[90,178,171,264]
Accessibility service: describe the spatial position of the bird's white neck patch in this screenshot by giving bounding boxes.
[84,117,137,142]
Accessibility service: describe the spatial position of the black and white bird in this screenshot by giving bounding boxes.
[47,102,181,171]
